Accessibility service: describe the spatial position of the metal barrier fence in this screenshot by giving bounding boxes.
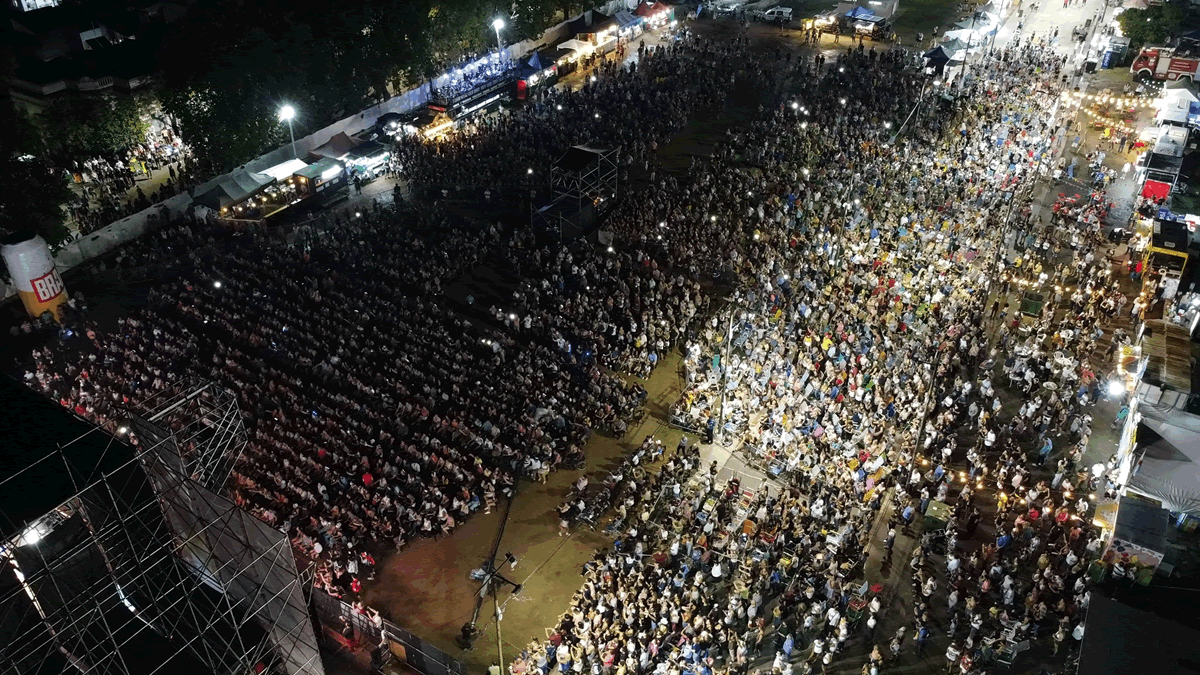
[311,588,466,675]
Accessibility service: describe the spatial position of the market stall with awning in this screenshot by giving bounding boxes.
[1156,80,1199,127]
[517,50,559,99]
[192,168,274,213]
[614,10,643,36]
[634,0,673,27]
[260,158,310,182]
[310,132,358,161]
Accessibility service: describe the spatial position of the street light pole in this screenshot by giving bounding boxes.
[279,105,297,159]
[493,18,506,61]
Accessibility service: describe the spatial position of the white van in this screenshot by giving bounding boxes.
[760,6,793,23]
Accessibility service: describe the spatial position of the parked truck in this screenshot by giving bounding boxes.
[1130,47,1200,81]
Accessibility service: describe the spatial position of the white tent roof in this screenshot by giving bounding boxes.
[1153,125,1189,157]
[1126,419,1200,515]
[1163,80,1200,103]
[943,28,977,43]
[1156,106,1189,125]
[261,158,309,181]
[559,39,593,52]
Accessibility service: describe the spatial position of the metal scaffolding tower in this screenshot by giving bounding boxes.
[550,145,619,209]
[0,378,323,675]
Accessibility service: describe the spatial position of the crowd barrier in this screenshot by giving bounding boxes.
[311,588,466,675]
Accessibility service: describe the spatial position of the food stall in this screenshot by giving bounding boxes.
[1096,495,1169,584]
[811,9,840,33]
[292,158,348,206]
[555,38,595,76]
[344,141,391,182]
[1134,218,1189,323]
[576,11,619,53]
[260,158,310,182]
[193,169,274,223]
[614,10,643,38]
[634,0,673,28]
[853,16,887,37]
[517,50,559,100]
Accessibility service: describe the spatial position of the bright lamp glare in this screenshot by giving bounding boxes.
[20,526,42,547]
[493,18,505,30]
[278,105,296,122]
[1107,380,1126,397]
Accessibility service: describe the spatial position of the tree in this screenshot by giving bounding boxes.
[36,94,150,165]
[154,0,565,172]
[1116,2,1188,47]
[0,102,75,248]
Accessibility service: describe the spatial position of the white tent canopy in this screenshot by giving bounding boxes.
[260,158,309,181]
[1157,84,1199,125]
[1126,419,1200,516]
[559,38,594,52]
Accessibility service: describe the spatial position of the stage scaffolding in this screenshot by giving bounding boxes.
[550,145,619,209]
[0,378,323,675]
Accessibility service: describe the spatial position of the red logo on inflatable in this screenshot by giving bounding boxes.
[31,270,64,302]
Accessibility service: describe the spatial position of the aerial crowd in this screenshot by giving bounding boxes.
[19,24,1135,675]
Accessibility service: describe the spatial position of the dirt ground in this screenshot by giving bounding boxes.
[365,350,690,673]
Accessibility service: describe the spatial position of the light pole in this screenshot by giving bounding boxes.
[278,105,297,159]
[492,18,505,61]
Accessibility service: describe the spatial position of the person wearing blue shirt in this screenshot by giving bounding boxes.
[1038,437,1053,466]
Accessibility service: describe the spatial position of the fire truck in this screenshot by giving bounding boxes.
[1130,47,1200,81]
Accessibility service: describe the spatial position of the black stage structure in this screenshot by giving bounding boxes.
[0,377,323,675]
[533,146,620,243]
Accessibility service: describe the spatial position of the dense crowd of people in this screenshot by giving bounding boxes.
[19,35,770,599]
[507,36,1129,675]
[67,132,197,236]
[15,15,1140,675]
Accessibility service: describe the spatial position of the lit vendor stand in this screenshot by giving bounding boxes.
[853,17,888,38]
[219,161,308,224]
[810,10,840,34]
[1091,495,1169,586]
[614,10,643,40]
[516,50,558,100]
[634,0,673,29]
[196,169,273,226]
[582,12,620,54]
[1133,218,1189,325]
[292,158,349,207]
[554,39,594,77]
[1133,125,1188,206]
[344,141,390,183]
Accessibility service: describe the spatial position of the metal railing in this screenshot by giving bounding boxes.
[311,589,465,675]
